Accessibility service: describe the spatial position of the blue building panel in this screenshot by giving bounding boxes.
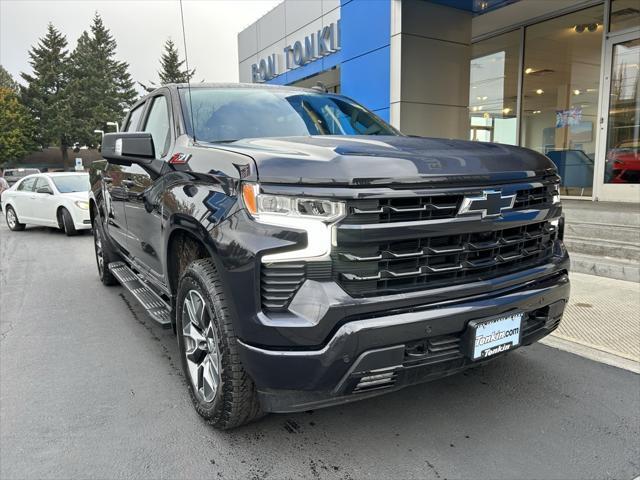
[284,50,343,85]
[339,0,391,114]
[373,107,390,123]
[340,0,391,62]
[341,45,390,112]
[265,0,392,117]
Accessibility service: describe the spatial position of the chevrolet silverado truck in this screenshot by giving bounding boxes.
[90,83,570,429]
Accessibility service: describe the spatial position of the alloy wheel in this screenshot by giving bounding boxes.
[182,289,221,403]
[6,209,16,229]
[94,229,104,276]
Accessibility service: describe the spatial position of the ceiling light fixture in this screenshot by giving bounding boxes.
[574,23,599,33]
[536,89,544,95]
[525,67,534,74]
[573,89,581,95]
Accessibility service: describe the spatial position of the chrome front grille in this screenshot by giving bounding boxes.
[333,220,558,297]
[341,183,558,225]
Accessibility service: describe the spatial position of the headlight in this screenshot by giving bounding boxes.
[74,200,89,210]
[242,183,346,262]
[242,183,344,222]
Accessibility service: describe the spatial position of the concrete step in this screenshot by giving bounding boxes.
[562,199,640,227]
[564,221,640,244]
[565,236,640,262]
[570,253,640,283]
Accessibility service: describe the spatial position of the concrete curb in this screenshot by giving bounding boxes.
[541,335,640,374]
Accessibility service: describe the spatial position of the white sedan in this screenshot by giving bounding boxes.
[1,172,91,235]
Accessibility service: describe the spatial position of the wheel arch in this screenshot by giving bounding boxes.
[55,204,68,228]
[166,226,217,297]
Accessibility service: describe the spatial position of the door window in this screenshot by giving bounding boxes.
[34,177,52,193]
[604,38,640,185]
[17,177,36,192]
[125,104,146,132]
[144,96,171,158]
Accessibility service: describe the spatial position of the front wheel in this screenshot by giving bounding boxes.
[93,217,119,286]
[60,208,79,236]
[5,206,25,231]
[176,258,262,429]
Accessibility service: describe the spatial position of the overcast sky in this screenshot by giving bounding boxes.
[0,0,281,90]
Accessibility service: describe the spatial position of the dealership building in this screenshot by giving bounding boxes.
[238,0,639,280]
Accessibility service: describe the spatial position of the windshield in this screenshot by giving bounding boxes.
[179,88,398,143]
[51,175,90,193]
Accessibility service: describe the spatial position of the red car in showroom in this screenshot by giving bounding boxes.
[606,140,640,184]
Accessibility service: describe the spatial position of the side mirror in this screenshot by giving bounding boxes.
[102,132,155,166]
[36,186,53,195]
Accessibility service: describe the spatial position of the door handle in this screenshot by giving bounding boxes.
[122,179,135,188]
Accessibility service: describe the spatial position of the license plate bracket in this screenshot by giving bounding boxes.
[465,312,523,361]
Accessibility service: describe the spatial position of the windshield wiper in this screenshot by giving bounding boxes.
[209,139,239,144]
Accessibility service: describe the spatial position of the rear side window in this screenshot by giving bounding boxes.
[144,95,171,158]
[17,177,36,192]
[125,104,145,132]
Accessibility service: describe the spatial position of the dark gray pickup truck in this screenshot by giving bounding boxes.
[90,83,569,429]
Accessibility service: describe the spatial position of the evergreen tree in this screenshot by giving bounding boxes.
[0,87,38,168]
[0,65,19,92]
[20,24,72,168]
[158,38,195,85]
[67,13,137,147]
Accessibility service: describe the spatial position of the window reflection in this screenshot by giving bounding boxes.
[521,5,603,197]
[469,31,519,145]
[609,0,640,33]
[604,38,640,184]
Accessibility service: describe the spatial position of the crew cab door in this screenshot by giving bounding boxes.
[103,102,146,251]
[122,92,173,279]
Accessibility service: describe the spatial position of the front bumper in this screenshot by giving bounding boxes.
[237,270,569,413]
[70,206,92,230]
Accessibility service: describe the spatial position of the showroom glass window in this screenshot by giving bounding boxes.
[609,0,640,33]
[469,30,520,145]
[603,38,640,184]
[521,5,604,197]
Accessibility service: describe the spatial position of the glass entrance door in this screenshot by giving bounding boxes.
[596,31,640,202]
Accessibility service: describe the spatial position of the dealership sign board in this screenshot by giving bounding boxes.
[251,21,341,83]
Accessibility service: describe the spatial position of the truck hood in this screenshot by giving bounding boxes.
[208,135,557,186]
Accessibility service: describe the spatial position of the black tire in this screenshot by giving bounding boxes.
[60,208,78,236]
[176,258,263,429]
[5,205,25,231]
[93,217,119,286]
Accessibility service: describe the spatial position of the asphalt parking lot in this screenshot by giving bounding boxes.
[1,222,639,480]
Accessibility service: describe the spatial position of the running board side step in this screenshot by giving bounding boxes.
[108,261,172,329]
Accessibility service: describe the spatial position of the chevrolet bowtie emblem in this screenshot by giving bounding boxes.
[458,190,516,218]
